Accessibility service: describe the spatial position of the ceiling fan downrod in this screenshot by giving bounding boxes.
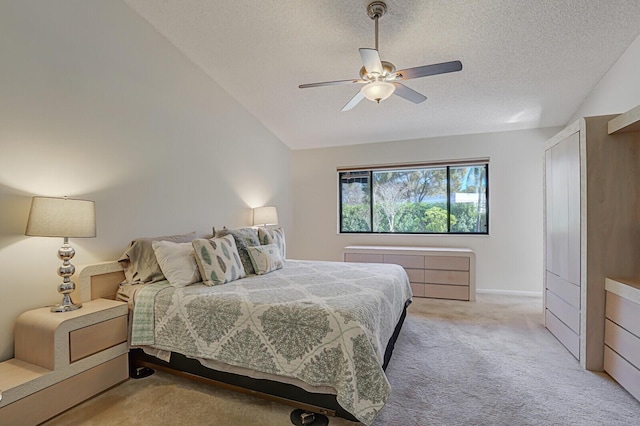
[367,1,387,51]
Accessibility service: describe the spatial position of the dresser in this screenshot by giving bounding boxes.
[604,278,640,402]
[343,245,475,301]
[0,299,129,425]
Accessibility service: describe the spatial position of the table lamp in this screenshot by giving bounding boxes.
[253,206,278,227]
[25,196,96,312]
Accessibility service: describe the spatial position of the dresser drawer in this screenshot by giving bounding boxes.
[606,292,640,338]
[545,309,579,359]
[70,315,127,362]
[405,268,425,283]
[383,254,424,269]
[410,283,425,297]
[424,270,469,286]
[424,284,469,300]
[344,253,384,263]
[424,256,469,271]
[546,289,580,334]
[605,319,640,368]
[604,345,640,402]
[546,271,580,309]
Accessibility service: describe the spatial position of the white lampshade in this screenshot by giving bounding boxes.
[361,81,395,103]
[253,206,278,226]
[25,197,96,238]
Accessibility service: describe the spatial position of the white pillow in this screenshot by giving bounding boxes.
[152,240,201,287]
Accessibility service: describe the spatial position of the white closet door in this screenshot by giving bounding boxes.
[546,131,580,286]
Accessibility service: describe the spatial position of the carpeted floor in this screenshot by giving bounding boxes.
[44,295,640,425]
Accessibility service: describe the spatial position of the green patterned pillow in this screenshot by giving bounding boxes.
[216,227,260,275]
[257,227,286,259]
[247,244,284,275]
[192,235,246,286]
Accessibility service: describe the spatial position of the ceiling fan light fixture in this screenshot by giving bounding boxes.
[361,81,395,103]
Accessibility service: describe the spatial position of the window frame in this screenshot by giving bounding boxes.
[338,160,489,235]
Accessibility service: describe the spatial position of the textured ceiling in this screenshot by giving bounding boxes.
[123,0,640,150]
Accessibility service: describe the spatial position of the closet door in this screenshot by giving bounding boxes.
[546,131,580,285]
[545,131,581,359]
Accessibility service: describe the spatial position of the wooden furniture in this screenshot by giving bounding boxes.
[608,103,640,134]
[343,245,476,301]
[543,111,640,370]
[0,299,128,425]
[604,278,640,401]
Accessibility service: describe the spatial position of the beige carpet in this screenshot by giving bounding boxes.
[44,295,640,426]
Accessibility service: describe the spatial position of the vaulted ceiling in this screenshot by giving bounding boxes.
[124,0,640,149]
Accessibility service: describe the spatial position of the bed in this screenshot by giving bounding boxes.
[76,230,412,425]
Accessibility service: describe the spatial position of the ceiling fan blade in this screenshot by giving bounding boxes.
[395,60,462,80]
[341,91,365,112]
[299,79,365,89]
[393,83,427,104]
[359,48,383,75]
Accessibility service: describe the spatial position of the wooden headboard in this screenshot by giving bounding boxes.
[74,261,125,302]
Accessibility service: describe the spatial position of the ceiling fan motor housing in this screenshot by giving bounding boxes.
[359,61,396,80]
[367,1,387,20]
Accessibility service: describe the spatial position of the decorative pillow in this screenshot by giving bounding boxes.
[152,241,201,287]
[192,235,246,286]
[216,227,260,275]
[257,227,286,259]
[117,232,197,283]
[247,244,284,275]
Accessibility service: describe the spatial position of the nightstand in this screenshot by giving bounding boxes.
[0,299,129,425]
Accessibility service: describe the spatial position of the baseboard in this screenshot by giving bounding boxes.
[476,289,542,297]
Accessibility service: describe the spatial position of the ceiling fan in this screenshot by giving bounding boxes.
[299,1,463,111]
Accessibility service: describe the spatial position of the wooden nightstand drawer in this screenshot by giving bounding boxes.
[69,315,127,362]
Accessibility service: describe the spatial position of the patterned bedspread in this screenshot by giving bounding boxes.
[131,260,412,425]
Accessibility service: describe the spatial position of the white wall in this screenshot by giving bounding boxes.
[0,1,292,361]
[570,33,640,120]
[291,128,560,294]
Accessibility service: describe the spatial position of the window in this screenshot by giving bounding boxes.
[339,161,488,234]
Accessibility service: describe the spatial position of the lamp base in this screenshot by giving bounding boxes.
[50,293,82,313]
[51,238,83,313]
[51,301,83,313]
[51,303,82,312]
